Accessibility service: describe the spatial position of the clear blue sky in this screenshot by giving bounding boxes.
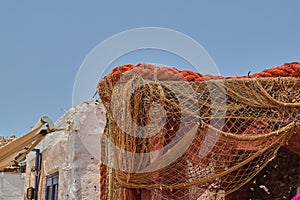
[0,1,299,136]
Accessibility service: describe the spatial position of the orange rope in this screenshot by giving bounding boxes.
[251,62,300,78]
[101,62,300,85]
[100,163,106,200]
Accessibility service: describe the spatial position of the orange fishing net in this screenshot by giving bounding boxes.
[98,62,300,200]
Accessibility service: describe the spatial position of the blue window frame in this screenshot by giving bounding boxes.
[45,172,59,200]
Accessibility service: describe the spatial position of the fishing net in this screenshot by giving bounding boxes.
[98,63,300,200]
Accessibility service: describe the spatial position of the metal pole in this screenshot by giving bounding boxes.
[33,149,40,200]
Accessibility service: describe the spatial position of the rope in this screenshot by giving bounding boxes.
[100,163,106,200]
[100,62,300,85]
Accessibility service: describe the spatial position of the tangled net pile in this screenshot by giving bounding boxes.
[98,62,300,200]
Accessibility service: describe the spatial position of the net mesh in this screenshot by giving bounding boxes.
[98,63,300,200]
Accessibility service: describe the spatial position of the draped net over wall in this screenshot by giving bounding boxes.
[98,62,300,200]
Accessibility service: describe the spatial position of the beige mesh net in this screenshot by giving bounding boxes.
[98,63,300,200]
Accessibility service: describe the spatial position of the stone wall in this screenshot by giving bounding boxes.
[227,147,300,200]
[0,173,25,200]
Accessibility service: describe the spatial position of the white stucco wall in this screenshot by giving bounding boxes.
[0,173,25,200]
[24,101,106,200]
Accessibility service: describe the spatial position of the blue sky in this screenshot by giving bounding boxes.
[0,1,299,136]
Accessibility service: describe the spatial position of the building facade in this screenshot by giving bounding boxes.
[24,102,105,200]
